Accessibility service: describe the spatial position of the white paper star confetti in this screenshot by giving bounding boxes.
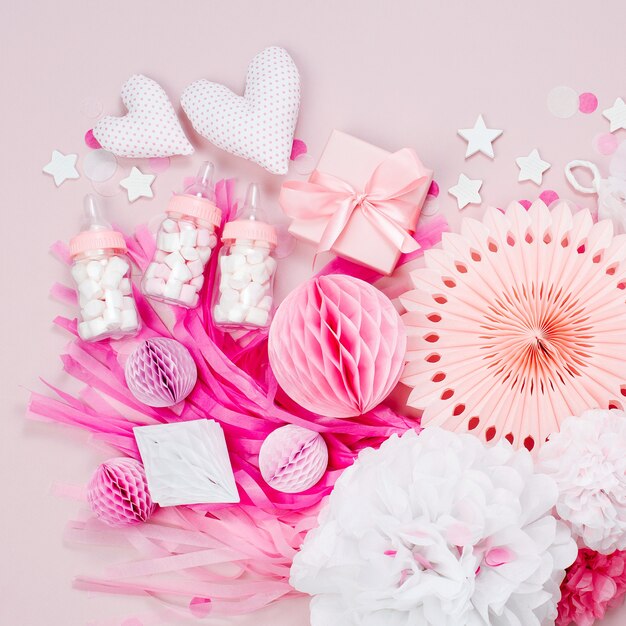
[602,97,626,132]
[449,174,483,209]
[516,149,551,185]
[42,150,79,186]
[134,419,239,507]
[119,166,155,202]
[457,114,503,159]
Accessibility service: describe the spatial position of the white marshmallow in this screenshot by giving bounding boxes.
[77,321,93,340]
[240,282,266,307]
[105,289,123,310]
[159,232,181,252]
[226,305,247,323]
[258,295,273,311]
[250,264,270,284]
[89,316,108,337]
[71,262,88,283]
[121,308,139,331]
[180,246,200,261]
[108,256,130,276]
[103,307,122,329]
[246,248,268,265]
[145,263,159,279]
[229,268,251,290]
[145,277,165,296]
[179,219,195,231]
[197,246,212,264]
[171,263,192,282]
[187,259,204,277]
[163,278,183,299]
[245,307,269,327]
[86,260,104,281]
[190,275,204,289]
[162,218,179,233]
[83,299,105,320]
[122,296,135,310]
[265,256,277,275]
[230,253,246,270]
[164,251,185,268]
[213,305,227,323]
[196,228,212,246]
[119,277,132,295]
[79,279,103,301]
[101,269,123,290]
[178,284,198,307]
[180,229,198,247]
[220,288,240,304]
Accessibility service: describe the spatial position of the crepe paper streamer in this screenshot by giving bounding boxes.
[259,425,328,493]
[87,457,156,527]
[401,200,626,452]
[125,338,197,407]
[28,179,443,621]
[269,275,406,418]
[134,420,239,506]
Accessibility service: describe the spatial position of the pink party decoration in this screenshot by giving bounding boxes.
[29,179,446,623]
[401,200,626,451]
[557,548,626,626]
[87,457,155,527]
[269,275,406,418]
[125,337,197,407]
[93,74,194,158]
[259,425,328,493]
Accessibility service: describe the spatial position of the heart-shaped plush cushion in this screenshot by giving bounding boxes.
[93,74,194,158]
[181,47,300,175]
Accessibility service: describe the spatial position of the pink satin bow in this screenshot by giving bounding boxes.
[280,148,430,254]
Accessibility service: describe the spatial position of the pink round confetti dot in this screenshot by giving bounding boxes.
[519,200,532,210]
[539,190,559,206]
[579,92,598,114]
[84,129,101,149]
[290,138,308,160]
[428,180,440,197]
[190,597,212,618]
[148,157,170,173]
[593,132,619,156]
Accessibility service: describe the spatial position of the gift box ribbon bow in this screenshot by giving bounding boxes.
[280,148,430,254]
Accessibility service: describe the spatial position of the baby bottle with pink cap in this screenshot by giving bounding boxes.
[213,183,278,329]
[69,195,140,342]
[142,161,221,308]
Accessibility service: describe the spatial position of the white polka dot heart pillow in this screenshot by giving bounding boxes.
[181,47,300,175]
[93,74,194,158]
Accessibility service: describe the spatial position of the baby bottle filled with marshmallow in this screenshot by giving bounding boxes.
[213,183,278,329]
[69,195,141,341]
[142,161,221,308]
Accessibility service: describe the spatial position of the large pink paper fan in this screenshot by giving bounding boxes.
[400,201,626,451]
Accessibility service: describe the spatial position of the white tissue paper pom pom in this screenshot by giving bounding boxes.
[290,427,576,626]
[537,408,626,554]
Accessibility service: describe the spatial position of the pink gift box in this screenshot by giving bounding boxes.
[282,130,433,275]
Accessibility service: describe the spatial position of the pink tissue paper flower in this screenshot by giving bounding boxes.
[557,548,626,626]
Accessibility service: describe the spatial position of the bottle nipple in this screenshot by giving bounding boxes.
[183,161,216,201]
[241,183,267,223]
[81,194,112,231]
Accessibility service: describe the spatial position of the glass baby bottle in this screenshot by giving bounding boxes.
[69,195,141,342]
[213,183,278,329]
[142,161,222,308]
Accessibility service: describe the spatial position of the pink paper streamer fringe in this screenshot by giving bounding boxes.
[29,181,446,623]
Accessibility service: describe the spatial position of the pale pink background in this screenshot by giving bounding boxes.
[2,1,626,624]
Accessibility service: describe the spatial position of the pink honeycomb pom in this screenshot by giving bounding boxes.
[259,425,328,493]
[87,457,156,526]
[125,337,197,407]
[268,275,406,417]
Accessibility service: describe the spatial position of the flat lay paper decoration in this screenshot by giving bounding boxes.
[401,200,626,451]
[134,419,239,507]
[557,548,626,626]
[516,148,551,185]
[281,130,433,274]
[93,74,194,158]
[603,97,626,132]
[181,46,300,175]
[457,114,503,158]
[259,425,328,493]
[268,274,406,418]
[42,149,79,186]
[538,409,626,554]
[290,428,576,626]
[119,166,155,202]
[448,173,483,209]
[87,457,156,527]
[125,337,197,407]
